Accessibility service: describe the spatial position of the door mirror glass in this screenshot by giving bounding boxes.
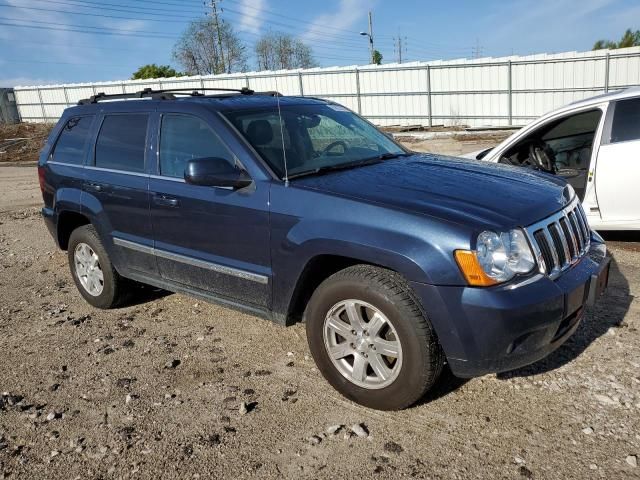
[184,157,252,189]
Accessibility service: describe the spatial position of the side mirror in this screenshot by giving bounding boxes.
[184,157,252,189]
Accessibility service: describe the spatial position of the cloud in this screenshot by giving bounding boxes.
[484,0,619,55]
[0,76,59,88]
[302,0,375,43]
[237,0,266,35]
[3,0,84,62]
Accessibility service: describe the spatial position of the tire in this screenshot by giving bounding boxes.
[305,265,444,410]
[67,225,127,309]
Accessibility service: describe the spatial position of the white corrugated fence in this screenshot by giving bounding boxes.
[12,46,640,127]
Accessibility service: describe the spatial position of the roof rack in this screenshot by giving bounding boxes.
[77,87,282,105]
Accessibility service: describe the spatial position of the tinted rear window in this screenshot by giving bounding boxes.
[95,114,148,172]
[52,115,94,165]
[611,97,640,143]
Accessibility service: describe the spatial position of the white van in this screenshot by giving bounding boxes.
[466,88,640,231]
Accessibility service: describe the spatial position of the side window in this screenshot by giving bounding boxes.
[501,109,601,171]
[159,114,234,178]
[611,98,640,143]
[95,114,148,172]
[51,115,94,165]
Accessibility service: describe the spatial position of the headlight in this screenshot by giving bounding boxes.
[455,229,536,286]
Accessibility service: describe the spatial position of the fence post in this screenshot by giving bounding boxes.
[121,82,126,94]
[298,72,304,96]
[426,65,432,127]
[244,75,249,89]
[355,68,362,114]
[62,86,70,107]
[507,60,513,126]
[36,89,46,122]
[604,53,610,93]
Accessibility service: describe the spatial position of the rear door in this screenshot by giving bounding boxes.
[85,111,156,276]
[148,110,271,308]
[595,97,640,224]
[44,114,95,210]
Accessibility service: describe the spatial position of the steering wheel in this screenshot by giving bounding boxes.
[528,141,556,173]
[320,140,348,156]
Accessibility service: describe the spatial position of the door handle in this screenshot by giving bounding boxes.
[153,195,179,207]
[86,182,103,192]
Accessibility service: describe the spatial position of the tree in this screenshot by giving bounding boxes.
[593,28,640,50]
[131,64,182,80]
[255,32,317,70]
[173,18,247,75]
[372,49,383,65]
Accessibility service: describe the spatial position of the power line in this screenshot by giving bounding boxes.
[2,58,136,67]
[0,2,198,24]
[20,0,201,19]
[11,0,371,50]
[0,20,178,39]
[0,38,149,52]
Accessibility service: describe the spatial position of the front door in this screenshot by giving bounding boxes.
[149,112,271,308]
[595,97,640,224]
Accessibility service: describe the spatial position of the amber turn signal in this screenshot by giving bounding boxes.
[454,250,499,287]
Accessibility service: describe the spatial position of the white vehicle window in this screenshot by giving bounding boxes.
[499,109,602,200]
[610,97,640,143]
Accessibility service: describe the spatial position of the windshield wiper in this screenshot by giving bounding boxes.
[287,152,409,180]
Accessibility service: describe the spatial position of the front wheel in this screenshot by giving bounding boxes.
[305,265,444,410]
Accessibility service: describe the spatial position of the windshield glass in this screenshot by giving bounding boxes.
[223,103,405,179]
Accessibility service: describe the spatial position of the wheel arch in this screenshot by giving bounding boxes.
[57,210,92,250]
[284,253,411,325]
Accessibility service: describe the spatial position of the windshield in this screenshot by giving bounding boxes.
[223,103,406,179]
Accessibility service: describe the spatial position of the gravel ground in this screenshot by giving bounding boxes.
[0,148,639,479]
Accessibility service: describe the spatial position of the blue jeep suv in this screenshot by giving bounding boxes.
[38,88,610,410]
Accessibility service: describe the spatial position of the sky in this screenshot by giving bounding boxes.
[0,0,638,87]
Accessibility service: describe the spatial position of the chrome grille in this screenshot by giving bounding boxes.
[525,198,591,279]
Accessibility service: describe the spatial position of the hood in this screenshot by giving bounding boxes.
[292,153,571,230]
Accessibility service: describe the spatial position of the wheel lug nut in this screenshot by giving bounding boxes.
[351,330,356,335]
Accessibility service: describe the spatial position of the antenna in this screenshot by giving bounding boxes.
[274,76,289,186]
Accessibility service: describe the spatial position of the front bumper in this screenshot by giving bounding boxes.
[411,236,609,378]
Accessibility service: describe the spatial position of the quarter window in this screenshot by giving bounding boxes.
[95,114,148,172]
[611,97,640,143]
[51,115,94,165]
[159,114,234,178]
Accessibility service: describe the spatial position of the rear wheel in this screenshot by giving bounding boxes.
[305,265,444,410]
[68,225,127,309]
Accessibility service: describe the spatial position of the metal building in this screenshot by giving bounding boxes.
[0,88,20,124]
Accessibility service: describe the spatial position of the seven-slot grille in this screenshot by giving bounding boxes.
[526,198,591,279]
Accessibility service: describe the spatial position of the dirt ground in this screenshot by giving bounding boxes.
[0,124,51,164]
[0,137,639,479]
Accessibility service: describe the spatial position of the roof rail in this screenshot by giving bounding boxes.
[77,86,266,105]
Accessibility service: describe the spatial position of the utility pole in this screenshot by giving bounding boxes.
[359,11,375,64]
[208,0,226,73]
[472,37,483,59]
[368,11,374,63]
[394,36,406,63]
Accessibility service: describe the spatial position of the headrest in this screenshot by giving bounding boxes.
[246,120,273,146]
